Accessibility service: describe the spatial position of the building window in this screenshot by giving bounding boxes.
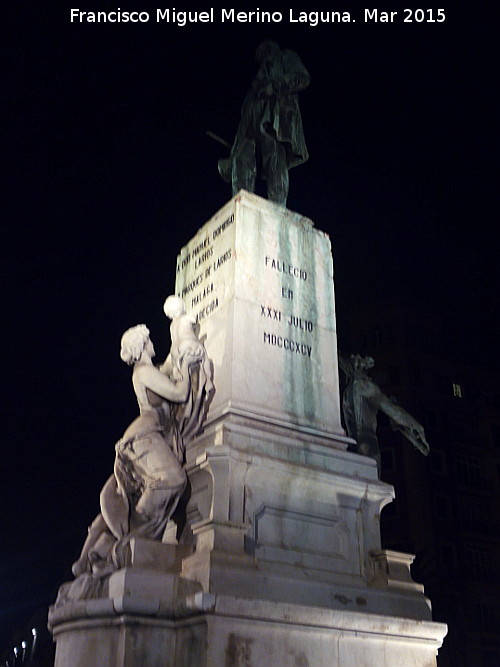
[453,382,463,398]
[456,454,483,487]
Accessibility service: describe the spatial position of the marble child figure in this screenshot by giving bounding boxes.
[162,295,214,394]
[162,296,202,378]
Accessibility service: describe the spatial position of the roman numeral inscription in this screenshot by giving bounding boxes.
[262,254,314,360]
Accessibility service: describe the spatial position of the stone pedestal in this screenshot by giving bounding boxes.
[49,192,446,665]
[49,540,208,667]
[176,191,343,435]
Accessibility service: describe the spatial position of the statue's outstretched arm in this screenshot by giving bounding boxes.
[378,395,429,455]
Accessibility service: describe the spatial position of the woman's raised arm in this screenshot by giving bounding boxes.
[135,362,190,404]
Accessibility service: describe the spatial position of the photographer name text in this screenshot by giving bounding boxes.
[69,8,446,27]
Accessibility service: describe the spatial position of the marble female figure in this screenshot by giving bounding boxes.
[72,325,198,577]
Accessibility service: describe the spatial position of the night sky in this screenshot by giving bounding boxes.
[2,1,496,649]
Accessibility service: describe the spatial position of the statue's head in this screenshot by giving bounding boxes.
[352,355,374,373]
[255,40,280,65]
[164,295,186,320]
[120,324,151,365]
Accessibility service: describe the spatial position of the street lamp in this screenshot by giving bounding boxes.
[30,629,37,662]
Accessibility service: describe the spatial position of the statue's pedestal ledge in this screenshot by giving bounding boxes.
[50,585,447,667]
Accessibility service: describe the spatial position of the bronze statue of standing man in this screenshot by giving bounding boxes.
[218,41,310,208]
[340,354,429,477]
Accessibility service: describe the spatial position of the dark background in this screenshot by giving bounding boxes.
[2,1,496,650]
